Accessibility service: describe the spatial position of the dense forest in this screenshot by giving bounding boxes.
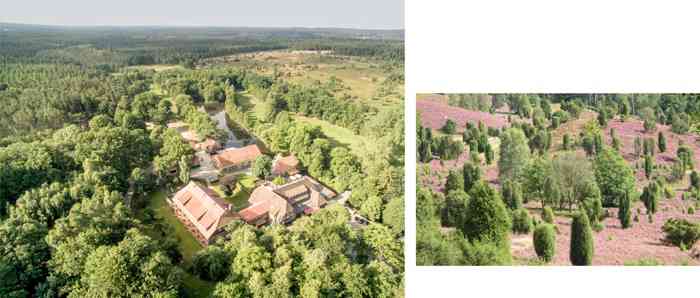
[0,24,404,297]
[418,94,700,266]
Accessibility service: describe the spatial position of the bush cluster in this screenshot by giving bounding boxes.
[662,218,700,249]
[512,208,533,234]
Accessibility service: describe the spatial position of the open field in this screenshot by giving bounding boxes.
[294,115,374,156]
[202,50,403,109]
[125,64,184,72]
[417,99,514,132]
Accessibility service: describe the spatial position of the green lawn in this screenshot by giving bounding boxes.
[236,91,267,120]
[294,115,373,156]
[139,190,215,298]
[210,174,258,210]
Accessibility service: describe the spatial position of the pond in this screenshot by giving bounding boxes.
[200,103,245,149]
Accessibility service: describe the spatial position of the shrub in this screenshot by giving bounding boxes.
[664,185,674,199]
[462,240,512,266]
[592,221,604,232]
[533,224,556,262]
[671,113,690,134]
[542,206,555,224]
[512,208,533,234]
[487,127,500,137]
[689,206,696,215]
[662,218,700,249]
[441,119,457,134]
[624,258,663,266]
[570,211,594,266]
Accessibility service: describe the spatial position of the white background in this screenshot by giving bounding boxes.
[404,1,700,297]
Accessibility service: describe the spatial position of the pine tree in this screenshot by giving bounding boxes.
[502,179,523,210]
[542,206,555,224]
[641,182,658,214]
[570,211,594,266]
[658,132,666,153]
[485,143,494,165]
[618,191,632,229]
[634,136,642,158]
[644,154,653,179]
[691,171,700,190]
[445,170,464,193]
[597,110,607,127]
[533,224,556,263]
[462,162,481,191]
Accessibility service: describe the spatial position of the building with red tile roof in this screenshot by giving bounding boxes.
[168,182,239,245]
[212,144,263,173]
[238,175,335,226]
[167,121,222,153]
[271,154,300,177]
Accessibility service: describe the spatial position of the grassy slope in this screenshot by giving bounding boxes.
[293,115,373,157]
[237,87,376,157]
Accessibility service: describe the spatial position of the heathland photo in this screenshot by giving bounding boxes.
[417,94,700,266]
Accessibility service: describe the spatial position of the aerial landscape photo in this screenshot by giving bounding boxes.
[417,93,700,266]
[0,15,404,298]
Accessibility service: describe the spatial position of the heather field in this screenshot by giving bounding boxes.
[418,95,700,266]
[512,194,700,265]
[419,140,500,193]
[605,118,700,167]
[417,99,511,132]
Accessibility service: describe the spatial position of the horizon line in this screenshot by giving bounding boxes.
[0,21,405,32]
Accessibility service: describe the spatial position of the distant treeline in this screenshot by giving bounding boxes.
[0,23,404,66]
[292,39,404,62]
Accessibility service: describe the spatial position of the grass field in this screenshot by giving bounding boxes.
[294,115,373,156]
[201,50,402,110]
[138,190,215,298]
[142,190,202,261]
[125,64,184,72]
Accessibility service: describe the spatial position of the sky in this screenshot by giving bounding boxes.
[1,0,404,30]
